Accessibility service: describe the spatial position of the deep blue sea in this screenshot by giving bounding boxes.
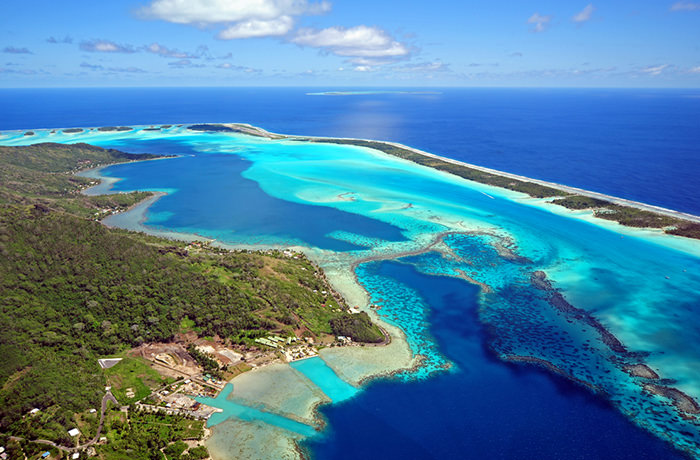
[1,88,698,459]
[1,87,699,215]
[306,261,685,460]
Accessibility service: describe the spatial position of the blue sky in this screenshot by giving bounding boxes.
[1,0,699,87]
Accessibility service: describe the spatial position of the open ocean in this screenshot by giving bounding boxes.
[2,88,700,460]
[1,87,699,214]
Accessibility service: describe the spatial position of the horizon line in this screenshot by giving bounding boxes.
[1,85,700,90]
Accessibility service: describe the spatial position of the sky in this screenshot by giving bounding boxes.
[1,0,699,87]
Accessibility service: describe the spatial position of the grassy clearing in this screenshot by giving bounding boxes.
[104,356,172,404]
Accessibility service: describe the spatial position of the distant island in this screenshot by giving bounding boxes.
[305,90,442,96]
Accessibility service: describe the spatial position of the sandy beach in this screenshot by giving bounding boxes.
[66,123,700,460]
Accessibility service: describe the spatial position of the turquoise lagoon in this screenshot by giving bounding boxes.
[3,126,700,458]
[197,384,318,438]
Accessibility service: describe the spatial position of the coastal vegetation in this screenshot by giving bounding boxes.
[300,138,566,198]
[97,408,208,460]
[330,312,385,343]
[187,124,234,132]
[187,123,285,139]
[551,195,700,238]
[186,344,225,380]
[296,137,700,240]
[0,142,381,449]
[0,142,159,219]
[147,125,700,240]
[97,126,133,132]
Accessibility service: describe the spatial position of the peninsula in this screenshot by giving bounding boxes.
[0,142,383,459]
[185,123,700,240]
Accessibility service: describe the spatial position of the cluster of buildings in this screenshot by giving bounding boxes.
[254,334,298,349]
[92,207,121,219]
[140,379,219,420]
[253,334,323,362]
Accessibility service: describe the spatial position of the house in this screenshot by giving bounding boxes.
[68,428,80,437]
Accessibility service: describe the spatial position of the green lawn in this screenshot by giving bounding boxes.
[104,356,172,404]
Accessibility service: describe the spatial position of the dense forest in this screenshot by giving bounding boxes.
[0,142,157,219]
[330,312,385,343]
[0,142,381,446]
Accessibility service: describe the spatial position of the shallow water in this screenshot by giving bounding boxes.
[2,87,699,214]
[306,261,687,460]
[3,126,700,459]
[197,384,317,437]
[289,358,358,403]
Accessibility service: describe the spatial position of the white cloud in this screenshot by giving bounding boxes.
[146,43,196,58]
[218,16,294,39]
[141,0,318,23]
[527,13,552,32]
[573,4,595,23]
[641,64,669,76]
[670,1,700,11]
[292,26,409,59]
[80,40,135,53]
[687,66,700,73]
[140,0,329,39]
[167,59,201,68]
[81,62,146,73]
[397,60,449,73]
[217,62,261,73]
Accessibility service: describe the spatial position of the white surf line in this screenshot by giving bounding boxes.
[269,128,700,226]
[8,123,699,225]
[378,140,700,225]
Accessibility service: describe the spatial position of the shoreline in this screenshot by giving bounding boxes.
[77,154,180,196]
[353,138,700,224]
[13,121,699,229]
[281,135,700,240]
[415,147,699,221]
[31,122,699,459]
[115,121,700,241]
[77,161,418,458]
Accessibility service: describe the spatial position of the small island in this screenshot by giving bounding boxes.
[97,126,133,132]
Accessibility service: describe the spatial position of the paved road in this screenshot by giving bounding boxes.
[10,390,118,452]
